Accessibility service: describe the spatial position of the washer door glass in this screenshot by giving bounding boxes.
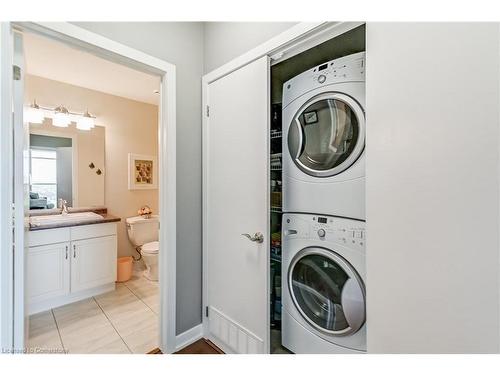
[289,248,365,336]
[288,93,364,177]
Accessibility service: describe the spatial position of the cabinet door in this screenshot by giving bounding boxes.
[71,236,117,293]
[27,242,70,305]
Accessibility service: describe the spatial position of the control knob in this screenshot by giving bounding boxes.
[317,228,326,238]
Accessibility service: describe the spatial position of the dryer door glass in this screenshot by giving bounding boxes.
[289,249,365,336]
[288,93,364,177]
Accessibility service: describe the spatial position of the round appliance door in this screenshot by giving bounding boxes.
[288,247,365,336]
[288,92,365,177]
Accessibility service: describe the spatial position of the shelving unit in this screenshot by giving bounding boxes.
[270,103,282,332]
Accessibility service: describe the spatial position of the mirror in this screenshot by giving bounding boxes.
[29,125,105,211]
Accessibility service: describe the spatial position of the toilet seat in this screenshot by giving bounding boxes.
[142,241,159,254]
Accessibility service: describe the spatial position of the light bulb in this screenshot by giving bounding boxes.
[53,106,70,127]
[76,110,95,130]
[25,100,44,124]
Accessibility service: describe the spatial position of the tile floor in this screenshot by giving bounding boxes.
[27,269,159,354]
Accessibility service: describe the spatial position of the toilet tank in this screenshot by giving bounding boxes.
[126,215,159,247]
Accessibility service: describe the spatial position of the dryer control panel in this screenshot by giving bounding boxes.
[311,56,364,86]
[282,51,365,108]
[283,213,365,250]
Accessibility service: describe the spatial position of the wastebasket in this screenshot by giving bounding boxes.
[117,256,133,282]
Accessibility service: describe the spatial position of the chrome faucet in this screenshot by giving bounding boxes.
[59,198,68,215]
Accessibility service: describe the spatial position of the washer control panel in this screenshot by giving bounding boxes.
[283,213,365,250]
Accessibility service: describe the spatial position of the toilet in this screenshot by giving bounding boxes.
[126,215,159,281]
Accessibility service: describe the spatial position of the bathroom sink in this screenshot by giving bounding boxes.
[30,212,104,227]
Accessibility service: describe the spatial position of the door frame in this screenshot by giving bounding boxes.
[0,22,15,353]
[0,21,177,353]
[201,21,365,352]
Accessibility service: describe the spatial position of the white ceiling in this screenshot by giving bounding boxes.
[23,32,160,105]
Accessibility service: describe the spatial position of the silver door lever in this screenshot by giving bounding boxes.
[241,232,264,243]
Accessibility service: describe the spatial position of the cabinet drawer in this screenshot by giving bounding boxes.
[71,222,117,241]
[28,228,70,247]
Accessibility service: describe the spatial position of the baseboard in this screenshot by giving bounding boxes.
[175,324,203,351]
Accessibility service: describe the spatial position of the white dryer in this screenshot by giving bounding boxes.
[282,52,365,220]
[282,213,366,354]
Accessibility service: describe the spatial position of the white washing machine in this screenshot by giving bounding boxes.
[282,52,365,220]
[282,213,366,354]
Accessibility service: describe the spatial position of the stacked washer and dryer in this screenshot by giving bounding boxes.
[281,52,366,354]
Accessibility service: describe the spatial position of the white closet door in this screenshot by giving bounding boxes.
[204,56,270,354]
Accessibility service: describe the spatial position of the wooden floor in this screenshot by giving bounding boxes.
[175,339,224,354]
[147,338,224,354]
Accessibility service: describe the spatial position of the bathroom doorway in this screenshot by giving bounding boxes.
[1,22,177,353]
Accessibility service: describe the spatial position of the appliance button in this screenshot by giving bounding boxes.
[356,231,363,239]
[318,74,326,83]
[317,229,326,238]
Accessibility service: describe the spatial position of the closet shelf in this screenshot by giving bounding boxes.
[271,206,282,213]
[270,131,282,139]
[271,256,282,263]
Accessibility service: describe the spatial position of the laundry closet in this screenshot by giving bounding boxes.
[202,22,500,355]
[269,24,366,354]
[202,22,367,354]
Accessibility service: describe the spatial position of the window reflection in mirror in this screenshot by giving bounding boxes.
[29,125,105,212]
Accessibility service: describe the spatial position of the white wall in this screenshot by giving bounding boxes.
[72,22,205,335]
[366,23,500,353]
[203,22,297,73]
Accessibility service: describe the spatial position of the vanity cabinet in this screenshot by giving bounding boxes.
[27,222,117,314]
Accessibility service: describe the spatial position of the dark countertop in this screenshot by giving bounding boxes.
[29,206,108,217]
[29,213,121,231]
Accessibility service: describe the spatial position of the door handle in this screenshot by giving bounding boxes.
[241,232,264,243]
[65,246,68,259]
[73,245,76,258]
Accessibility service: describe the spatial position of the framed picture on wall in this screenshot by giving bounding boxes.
[128,153,158,190]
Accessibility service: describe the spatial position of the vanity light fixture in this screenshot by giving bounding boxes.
[53,105,71,127]
[76,110,95,130]
[24,100,44,124]
[24,100,97,131]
